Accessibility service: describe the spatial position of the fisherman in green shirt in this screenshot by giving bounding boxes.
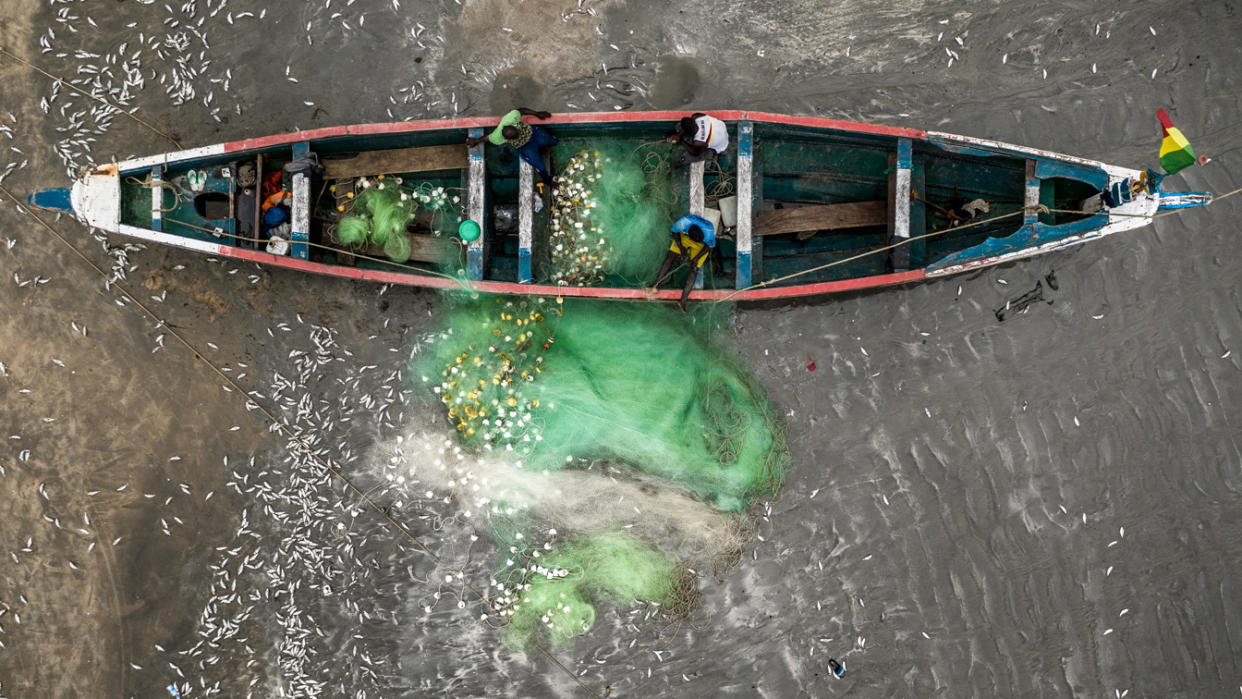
[466,108,558,184]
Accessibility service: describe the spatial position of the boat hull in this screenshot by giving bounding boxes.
[36,110,1206,302]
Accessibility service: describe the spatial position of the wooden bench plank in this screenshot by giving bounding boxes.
[735,121,754,289]
[888,138,912,271]
[466,129,486,281]
[290,142,310,260]
[518,160,533,283]
[408,234,460,264]
[151,166,163,232]
[689,160,705,288]
[323,144,468,179]
[351,233,459,265]
[754,200,886,237]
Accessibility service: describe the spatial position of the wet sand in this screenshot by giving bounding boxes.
[2,0,1241,697]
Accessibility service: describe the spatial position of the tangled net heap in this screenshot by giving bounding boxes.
[428,297,557,449]
[547,144,675,287]
[548,150,607,286]
[408,182,465,237]
[415,298,789,647]
[491,531,678,648]
[336,177,465,263]
[336,176,414,262]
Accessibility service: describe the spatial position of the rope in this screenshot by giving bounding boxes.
[0,183,601,699]
[0,46,183,149]
[125,174,184,212]
[156,215,470,287]
[1040,184,1242,219]
[718,207,1027,301]
[718,184,1240,302]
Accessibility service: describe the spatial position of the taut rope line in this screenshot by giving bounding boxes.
[720,186,1241,302]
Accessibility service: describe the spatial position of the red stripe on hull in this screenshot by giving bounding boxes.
[222,111,925,152]
[214,245,925,301]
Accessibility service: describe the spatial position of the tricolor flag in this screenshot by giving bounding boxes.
[1157,108,1196,175]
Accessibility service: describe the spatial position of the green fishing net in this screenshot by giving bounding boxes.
[419,298,786,511]
[493,531,676,648]
[547,143,676,286]
[384,234,412,264]
[336,215,370,246]
[415,297,788,646]
[337,177,417,261]
[407,183,465,237]
[410,139,783,649]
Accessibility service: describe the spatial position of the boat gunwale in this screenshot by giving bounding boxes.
[111,111,928,173]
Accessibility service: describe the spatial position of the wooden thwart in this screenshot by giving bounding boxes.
[323,144,468,179]
[327,177,458,265]
[347,232,458,265]
[754,200,886,237]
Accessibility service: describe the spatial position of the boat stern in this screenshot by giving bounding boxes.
[69,164,121,232]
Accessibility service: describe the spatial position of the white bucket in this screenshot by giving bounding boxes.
[718,195,738,227]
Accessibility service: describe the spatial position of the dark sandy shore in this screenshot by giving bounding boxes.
[2,1,1241,697]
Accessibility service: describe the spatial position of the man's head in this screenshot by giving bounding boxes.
[501,125,521,140]
[679,116,696,136]
[686,225,704,243]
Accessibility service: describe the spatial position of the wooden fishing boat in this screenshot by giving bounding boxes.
[29,111,1210,302]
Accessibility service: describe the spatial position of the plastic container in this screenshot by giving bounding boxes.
[718,195,738,227]
[702,207,723,234]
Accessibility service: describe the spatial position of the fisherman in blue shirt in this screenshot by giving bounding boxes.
[648,213,716,312]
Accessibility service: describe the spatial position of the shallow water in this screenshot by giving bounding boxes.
[1,0,1240,697]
